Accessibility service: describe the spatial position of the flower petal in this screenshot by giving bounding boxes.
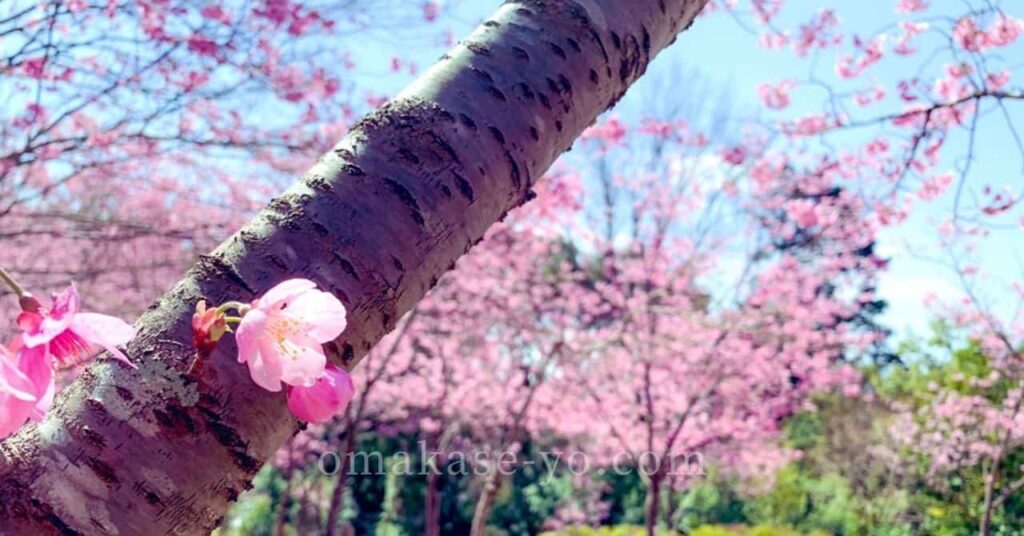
[286,366,354,423]
[17,345,55,421]
[70,312,137,368]
[285,289,347,342]
[264,333,327,388]
[0,395,34,439]
[237,309,286,391]
[259,279,317,309]
[50,283,81,318]
[235,308,267,364]
[0,352,36,402]
[248,346,285,392]
[20,284,88,349]
[19,312,71,348]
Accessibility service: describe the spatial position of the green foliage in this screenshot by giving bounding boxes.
[541,524,826,536]
[216,490,274,536]
[540,525,672,536]
[375,455,407,536]
[673,471,748,531]
[489,442,574,535]
[692,525,827,536]
[216,465,281,536]
[600,467,648,525]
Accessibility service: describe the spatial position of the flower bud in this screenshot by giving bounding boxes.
[18,293,41,313]
[192,300,228,357]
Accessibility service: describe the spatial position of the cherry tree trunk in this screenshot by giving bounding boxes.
[424,466,442,536]
[645,473,664,536]
[421,432,444,536]
[272,469,293,536]
[469,466,504,536]
[0,0,708,533]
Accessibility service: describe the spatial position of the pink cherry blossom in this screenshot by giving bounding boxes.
[235,279,347,392]
[16,284,137,369]
[581,116,628,147]
[721,146,747,165]
[757,80,795,109]
[0,345,37,439]
[986,70,1011,90]
[792,9,841,57]
[758,31,790,49]
[949,16,1019,51]
[784,199,820,228]
[894,21,928,55]
[187,35,219,57]
[0,342,55,439]
[20,57,47,79]
[853,85,886,106]
[917,172,954,201]
[199,5,232,24]
[422,1,440,23]
[286,365,355,423]
[896,0,927,13]
[11,341,56,423]
[953,17,985,50]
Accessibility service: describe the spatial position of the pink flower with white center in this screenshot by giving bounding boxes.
[286,365,355,423]
[16,284,137,369]
[235,279,347,392]
[0,342,55,439]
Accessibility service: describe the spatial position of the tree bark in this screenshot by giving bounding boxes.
[469,466,504,536]
[645,472,663,536]
[0,0,708,532]
[661,474,677,530]
[980,457,999,536]
[425,468,442,536]
[423,432,444,536]
[272,469,293,536]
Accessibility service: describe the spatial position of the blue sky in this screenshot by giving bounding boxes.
[345,0,1023,340]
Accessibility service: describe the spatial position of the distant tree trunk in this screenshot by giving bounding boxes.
[980,461,997,536]
[324,417,358,536]
[295,485,322,534]
[469,466,504,536]
[645,471,664,536]
[661,473,678,530]
[980,384,1023,536]
[425,469,442,536]
[424,432,444,536]
[0,0,709,532]
[273,442,296,536]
